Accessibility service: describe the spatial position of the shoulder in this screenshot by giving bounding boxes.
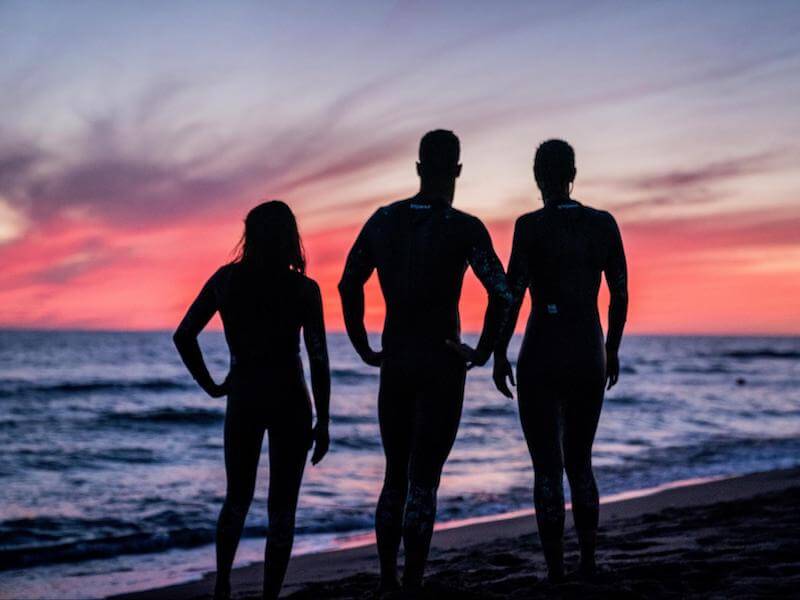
[589,206,621,235]
[295,272,321,296]
[360,199,408,232]
[578,203,616,224]
[577,204,622,243]
[384,198,412,211]
[373,198,409,219]
[199,263,236,301]
[455,210,495,247]
[513,209,547,236]
[516,208,546,227]
[444,206,487,234]
[303,273,321,293]
[299,275,323,313]
[210,263,236,286]
[275,270,321,304]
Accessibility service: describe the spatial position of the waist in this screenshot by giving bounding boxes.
[384,309,458,332]
[230,352,302,371]
[381,331,457,355]
[530,298,599,319]
[228,359,308,399]
[381,348,467,375]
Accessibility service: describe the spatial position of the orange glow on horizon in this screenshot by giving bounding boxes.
[2,209,797,335]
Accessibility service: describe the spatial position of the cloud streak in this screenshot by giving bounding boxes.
[1,2,799,332]
[626,152,783,193]
[0,84,415,233]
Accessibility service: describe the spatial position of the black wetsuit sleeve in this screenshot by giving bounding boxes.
[303,279,330,423]
[495,217,530,360]
[604,214,628,354]
[467,219,513,361]
[173,270,222,393]
[338,216,378,360]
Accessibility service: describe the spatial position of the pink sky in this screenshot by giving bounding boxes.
[1,2,799,334]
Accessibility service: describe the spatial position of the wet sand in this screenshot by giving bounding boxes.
[116,467,800,599]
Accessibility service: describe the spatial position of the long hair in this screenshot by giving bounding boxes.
[233,200,306,274]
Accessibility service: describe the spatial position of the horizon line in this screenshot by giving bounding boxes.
[1,327,798,338]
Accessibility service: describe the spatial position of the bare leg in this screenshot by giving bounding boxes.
[262,429,309,600]
[216,404,265,599]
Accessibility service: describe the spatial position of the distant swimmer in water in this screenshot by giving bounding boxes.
[493,139,628,582]
[339,130,512,594]
[174,201,330,600]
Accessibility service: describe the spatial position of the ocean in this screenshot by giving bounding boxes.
[1,331,799,598]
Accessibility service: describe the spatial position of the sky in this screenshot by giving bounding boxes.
[1,1,799,334]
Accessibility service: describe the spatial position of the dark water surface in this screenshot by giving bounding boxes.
[1,331,798,598]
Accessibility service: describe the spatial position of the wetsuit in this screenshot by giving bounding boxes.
[496,199,628,574]
[174,262,329,599]
[338,194,511,588]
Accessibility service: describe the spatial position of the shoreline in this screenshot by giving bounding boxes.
[113,466,800,599]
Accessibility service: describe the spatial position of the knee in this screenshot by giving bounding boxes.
[223,491,254,520]
[378,483,406,510]
[534,471,565,514]
[534,469,563,497]
[564,458,595,492]
[376,490,405,535]
[407,482,437,508]
[404,483,437,535]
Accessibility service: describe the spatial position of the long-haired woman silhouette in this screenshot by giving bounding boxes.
[174,201,330,600]
[494,140,628,582]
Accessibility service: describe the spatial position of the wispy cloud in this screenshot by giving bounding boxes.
[587,151,791,214]
[0,2,799,331]
[0,81,417,233]
[627,152,782,192]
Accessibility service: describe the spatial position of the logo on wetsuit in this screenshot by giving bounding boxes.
[547,304,559,314]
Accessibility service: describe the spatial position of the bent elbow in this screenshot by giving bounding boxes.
[172,327,190,348]
[338,277,356,299]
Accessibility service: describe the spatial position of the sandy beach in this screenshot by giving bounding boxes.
[114,467,800,599]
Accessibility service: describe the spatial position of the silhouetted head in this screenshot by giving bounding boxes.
[533,139,576,199]
[234,200,305,274]
[416,130,462,199]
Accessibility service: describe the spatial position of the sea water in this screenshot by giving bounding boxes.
[1,331,798,598]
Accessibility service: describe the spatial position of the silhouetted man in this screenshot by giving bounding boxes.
[338,130,511,593]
